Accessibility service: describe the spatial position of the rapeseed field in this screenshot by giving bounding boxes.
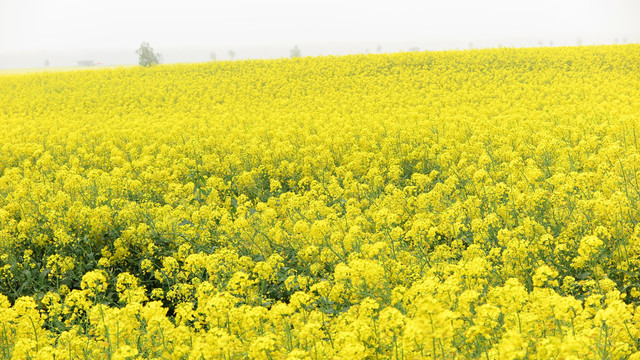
[0,45,639,359]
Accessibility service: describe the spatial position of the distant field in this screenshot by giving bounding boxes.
[0,65,132,75]
[0,45,639,359]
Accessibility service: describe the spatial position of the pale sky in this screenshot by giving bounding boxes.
[1,0,639,68]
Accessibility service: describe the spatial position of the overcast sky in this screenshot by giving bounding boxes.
[1,0,639,68]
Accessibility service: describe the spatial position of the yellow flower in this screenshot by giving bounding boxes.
[81,270,108,297]
[116,272,148,304]
[248,334,278,360]
[532,265,559,288]
[1,44,639,358]
[572,234,604,269]
[497,330,528,360]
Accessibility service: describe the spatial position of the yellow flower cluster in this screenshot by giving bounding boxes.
[0,44,639,359]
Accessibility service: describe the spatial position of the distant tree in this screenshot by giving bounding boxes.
[376,45,382,53]
[44,59,50,67]
[468,42,474,49]
[210,52,217,61]
[290,45,301,58]
[78,60,95,67]
[577,38,582,46]
[136,42,160,67]
[228,50,236,60]
[408,47,420,52]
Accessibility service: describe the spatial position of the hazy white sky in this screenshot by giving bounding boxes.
[1,0,639,68]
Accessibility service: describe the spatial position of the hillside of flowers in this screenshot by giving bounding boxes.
[1,45,639,359]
